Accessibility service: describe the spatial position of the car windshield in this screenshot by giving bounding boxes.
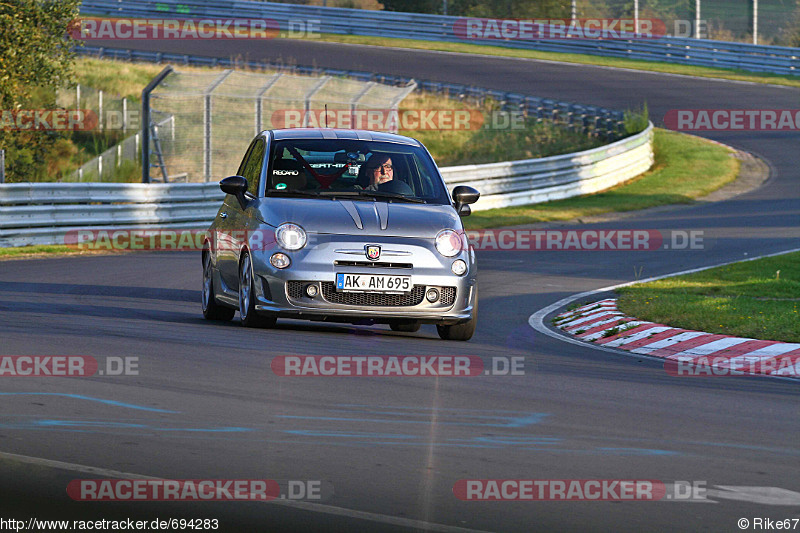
[267,139,451,205]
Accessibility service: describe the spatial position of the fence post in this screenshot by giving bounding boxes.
[203,70,233,182]
[255,73,281,136]
[98,90,104,131]
[0,149,5,184]
[303,77,330,127]
[141,65,174,184]
[122,97,127,133]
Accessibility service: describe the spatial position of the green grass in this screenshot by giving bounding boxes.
[400,93,605,166]
[0,245,126,259]
[282,33,800,89]
[617,252,800,342]
[464,129,739,229]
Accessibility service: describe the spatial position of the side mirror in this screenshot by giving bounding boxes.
[452,185,480,216]
[220,175,248,210]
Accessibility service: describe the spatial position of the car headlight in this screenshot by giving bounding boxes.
[275,223,306,251]
[270,253,291,269]
[435,229,462,257]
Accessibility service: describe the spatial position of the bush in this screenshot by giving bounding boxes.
[624,102,650,135]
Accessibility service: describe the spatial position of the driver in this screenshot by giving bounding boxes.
[362,153,393,191]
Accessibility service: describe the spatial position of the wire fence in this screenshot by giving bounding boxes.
[72,46,629,184]
[147,69,416,182]
[56,84,138,133]
[69,117,177,182]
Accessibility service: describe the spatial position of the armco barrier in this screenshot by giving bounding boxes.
[442,124,653,210]
[77,0,800,76]
[0,124,653,247]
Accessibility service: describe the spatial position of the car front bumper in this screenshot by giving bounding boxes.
[249,233,476,324]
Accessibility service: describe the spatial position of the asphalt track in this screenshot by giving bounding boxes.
[1,39,799,532]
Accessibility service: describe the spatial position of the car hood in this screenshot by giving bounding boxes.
[257,197,461,238]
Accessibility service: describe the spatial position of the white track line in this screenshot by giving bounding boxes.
[0,451,491,533]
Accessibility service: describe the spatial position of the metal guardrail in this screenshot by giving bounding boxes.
[0,124,653,247]
[443,123,654,210]
[78,0,800,76]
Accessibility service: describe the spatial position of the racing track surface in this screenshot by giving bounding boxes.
[0,39,799,531]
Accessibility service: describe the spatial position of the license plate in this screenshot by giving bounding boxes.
[336,273,412,293]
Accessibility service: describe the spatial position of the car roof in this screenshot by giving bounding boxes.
[268,128,421,146]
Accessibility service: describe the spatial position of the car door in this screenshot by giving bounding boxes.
[217,139,263,290]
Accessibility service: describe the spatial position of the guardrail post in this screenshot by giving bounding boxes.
[142,65,174,184]
[753,0,758,44]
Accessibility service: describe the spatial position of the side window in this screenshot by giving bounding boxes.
[242,140,265,197]
[237,141,256,177]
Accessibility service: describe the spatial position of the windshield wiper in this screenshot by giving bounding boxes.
[268,189,426,203]
[354,191,426,203]
[267,189,332,198]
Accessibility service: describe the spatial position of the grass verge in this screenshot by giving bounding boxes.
[0,245,126,260]
[617,251,800,342]
[464,128,739,229]
[283,33,800,89]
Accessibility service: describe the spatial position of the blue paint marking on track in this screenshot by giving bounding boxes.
[28,420,254,432]
[596,447,678,456]
[0,393,177,413]
[276,405,682,456]
[34,420,147,428]
[284,430,417,439]
[328,405,549,427]
[156,427,253,432]
[275,414,549,428]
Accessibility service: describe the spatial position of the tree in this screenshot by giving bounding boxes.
[0,0,81,182]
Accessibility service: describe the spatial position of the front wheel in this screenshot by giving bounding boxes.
[202,252,235,321]
[238,252,277,328]
[436,286,477,341]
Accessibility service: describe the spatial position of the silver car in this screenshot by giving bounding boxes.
[201,128,480,340]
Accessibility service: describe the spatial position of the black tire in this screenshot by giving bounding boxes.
[238,252,277,328]
[389,321,421,333]
[436,285,477,341]
[202,251,235,321]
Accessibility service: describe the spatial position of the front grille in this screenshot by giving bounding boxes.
[334,260,413,269]
[321,283,426,307]
[287,281,457,308]
[440,287,456,307]
[287,281,305,300]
